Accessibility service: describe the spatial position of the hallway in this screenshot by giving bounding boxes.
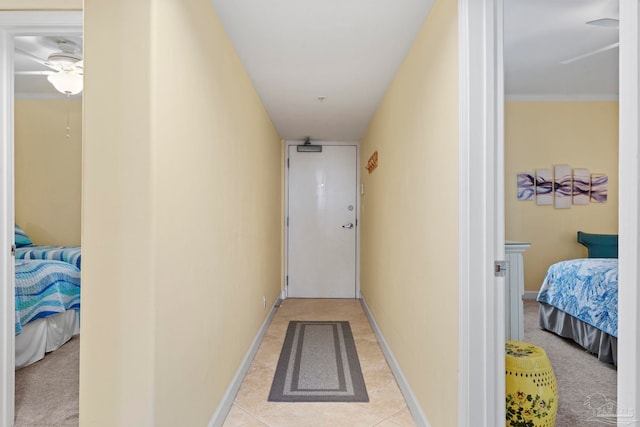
[222,299,416,426]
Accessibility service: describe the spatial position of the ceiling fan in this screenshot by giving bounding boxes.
[15,39,83,95]
[560,18,619,65]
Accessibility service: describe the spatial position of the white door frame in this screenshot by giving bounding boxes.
[0,12,82,427]
[460,0,640,425]
[618,1,640,421]
[283,140,360,300]
[458,0,505,425]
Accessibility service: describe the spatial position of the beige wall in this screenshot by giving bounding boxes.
[14,99,82,246]
[81,0,155,423]
[359,0,458,425]
[505,101,619,292]
[81,0,282,425]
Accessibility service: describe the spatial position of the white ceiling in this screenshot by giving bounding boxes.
[212,0,619,140]
[13,1,620,140]
[210,0,436,142]
[505,0,619,100]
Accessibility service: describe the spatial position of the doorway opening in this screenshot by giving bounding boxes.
[0,11,83,427]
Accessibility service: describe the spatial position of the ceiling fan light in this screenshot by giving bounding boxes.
[47,70,83,95]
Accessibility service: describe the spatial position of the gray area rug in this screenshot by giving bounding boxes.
[268,320,368,402]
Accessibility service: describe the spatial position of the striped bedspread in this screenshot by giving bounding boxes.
[537,258,618,337]
[15,259,81,335]
[15,245,81,269]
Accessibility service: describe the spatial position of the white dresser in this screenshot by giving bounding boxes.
[505,241,531,341]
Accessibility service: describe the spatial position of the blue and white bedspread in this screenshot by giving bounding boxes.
[15,245,81,269]
[537,258,618,337]
[15,259,80,335]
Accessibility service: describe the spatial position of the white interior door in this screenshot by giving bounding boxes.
[287,144,357,298]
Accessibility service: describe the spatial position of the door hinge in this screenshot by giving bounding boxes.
[286,216,289,227]
[286,275,289,287]
[494,260,508,277]
[10,244,16,257]
[287,158,290,169]
[356,219,358,226]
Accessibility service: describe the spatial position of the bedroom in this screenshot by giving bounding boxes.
[13,34,82,252]
[13,32,83,419]
[504,0,619,423]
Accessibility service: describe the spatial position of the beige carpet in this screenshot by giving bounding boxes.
[14,336,79,426]
[523,299,617,426]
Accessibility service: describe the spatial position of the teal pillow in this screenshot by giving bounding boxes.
[15,224,33,247]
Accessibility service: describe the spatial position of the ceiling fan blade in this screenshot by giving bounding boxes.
[72,60,83,75]
[586,18,619,29]
[560,42,619,65]
[15,70,54,75]
[15,47,58,70]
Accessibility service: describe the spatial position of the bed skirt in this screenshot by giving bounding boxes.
[15,309,79,369]
[538,302,617,366]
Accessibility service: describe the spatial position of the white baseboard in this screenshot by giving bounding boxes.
[359,293,431,427]
[207,297,281,427]
[522,291,538,300]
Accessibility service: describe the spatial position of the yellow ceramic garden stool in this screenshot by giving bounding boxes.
[505,341,557,427]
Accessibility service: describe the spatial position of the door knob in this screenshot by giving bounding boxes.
[342,223,354,229]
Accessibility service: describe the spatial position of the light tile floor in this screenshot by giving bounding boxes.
[222,299,417,427]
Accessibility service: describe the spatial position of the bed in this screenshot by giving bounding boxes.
[15,245,81,269]
[536,231,618,365]
[14,225,82,369]
[14,224,81,269]
[15,259,81,368]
